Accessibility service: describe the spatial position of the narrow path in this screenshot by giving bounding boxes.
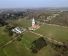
[0,31,28,48]
[29,31,64,45]
[0,29,64,48]
[0,37,18,48]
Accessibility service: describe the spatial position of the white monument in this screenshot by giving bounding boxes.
[29,17,40,30]
[32,18,35,28]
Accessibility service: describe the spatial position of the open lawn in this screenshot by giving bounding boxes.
[0,18,68,56]
[35,24,68,42]
[1,31,54,56]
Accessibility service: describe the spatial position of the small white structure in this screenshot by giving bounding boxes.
[12,27,26,34]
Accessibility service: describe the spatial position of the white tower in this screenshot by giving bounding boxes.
[32,18,35,27]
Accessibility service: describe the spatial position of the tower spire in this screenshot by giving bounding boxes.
[32,17,35,27]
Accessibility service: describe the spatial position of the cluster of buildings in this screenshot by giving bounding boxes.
[11,17,40,34]
[45,14,59,22]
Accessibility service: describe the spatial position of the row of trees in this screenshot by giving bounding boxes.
[50,42,68,56]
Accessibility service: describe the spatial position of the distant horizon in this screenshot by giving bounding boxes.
[1,7,68,9]
[0,0,68,9]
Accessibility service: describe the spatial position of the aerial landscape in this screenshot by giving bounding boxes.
[0,0,68,56]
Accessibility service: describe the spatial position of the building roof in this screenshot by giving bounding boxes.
[12,27,26,34]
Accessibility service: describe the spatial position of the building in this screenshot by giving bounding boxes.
[12,27,26,34]
[32,18,35,28]
[29,18,40,30]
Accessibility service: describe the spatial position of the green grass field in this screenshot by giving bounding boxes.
[0,18,68,56]
[35,24,68,42]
